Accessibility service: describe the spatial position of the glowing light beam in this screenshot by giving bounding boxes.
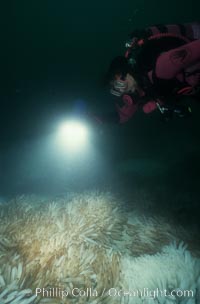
[57,120,89,151]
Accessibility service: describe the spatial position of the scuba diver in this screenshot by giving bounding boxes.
[104,22,200,123]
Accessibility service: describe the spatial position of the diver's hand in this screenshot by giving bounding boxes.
[142,101,157,113]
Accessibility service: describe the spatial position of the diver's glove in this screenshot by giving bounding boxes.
[142,100,158,113]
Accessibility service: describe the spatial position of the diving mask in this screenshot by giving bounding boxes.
[110,79,127,97]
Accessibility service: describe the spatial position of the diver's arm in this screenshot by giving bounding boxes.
[95,95,157,124]
[116,93,162,121]
[155,39,200,79]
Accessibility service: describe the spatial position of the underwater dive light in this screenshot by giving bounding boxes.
[57,119,89,151]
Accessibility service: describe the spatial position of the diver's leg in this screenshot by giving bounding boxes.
[155,39,200,80]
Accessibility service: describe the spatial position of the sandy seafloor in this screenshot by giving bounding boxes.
[0,175,200,304]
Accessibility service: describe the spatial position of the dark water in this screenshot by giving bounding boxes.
[0,1,200,234]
